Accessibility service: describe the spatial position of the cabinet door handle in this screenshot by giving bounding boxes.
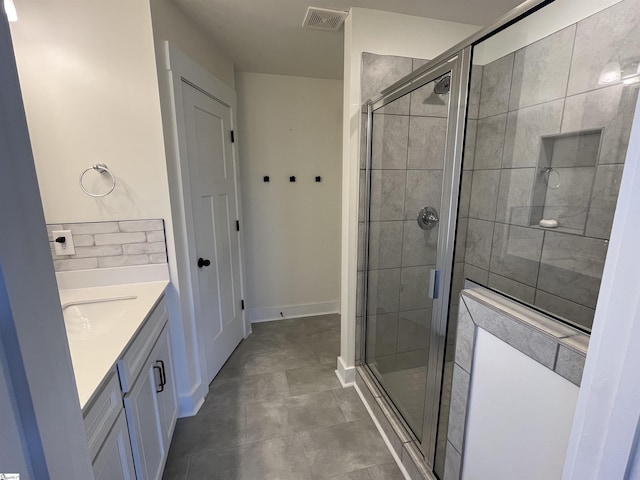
[153,365,164,393]
[156,360,166,387]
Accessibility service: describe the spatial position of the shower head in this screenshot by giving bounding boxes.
[422,74,451,106]
[434,75,451,95]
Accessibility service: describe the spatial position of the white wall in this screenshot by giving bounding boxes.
[339,8,480,381]
[150,0,235,89]
[8,0,190,408]
[463,329,579,479]
[474,0,623,65]
[0,10,93,476]
[10,0,170,224]
[9,0,236,416]
[236,72,342,321]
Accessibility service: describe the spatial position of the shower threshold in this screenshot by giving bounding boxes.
[354,365,438,480]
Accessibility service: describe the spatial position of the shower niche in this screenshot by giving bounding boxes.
[530,129,603,235]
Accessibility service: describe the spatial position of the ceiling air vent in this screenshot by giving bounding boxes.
[302,7,348,32]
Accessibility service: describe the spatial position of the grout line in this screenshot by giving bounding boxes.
[485,220,496,276]
[533,229,546,298]
[184,455,192,480]
[505,95,569,116]
[498,105,509,171]
[563,24,578,101]
[489,271,536,292]
[506,47,517,113]
[471,64,483,122]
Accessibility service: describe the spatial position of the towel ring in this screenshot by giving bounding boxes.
[79,163,116,197]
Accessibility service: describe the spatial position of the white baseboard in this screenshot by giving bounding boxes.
[177,381,207,418]
[335,356,356,386]
[249,300,339,323]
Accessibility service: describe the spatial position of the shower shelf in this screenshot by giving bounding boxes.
[529,128,604,234]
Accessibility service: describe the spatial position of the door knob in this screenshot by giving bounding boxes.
[197,258,211,268]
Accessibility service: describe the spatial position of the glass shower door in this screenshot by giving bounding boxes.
[363,56,466,464]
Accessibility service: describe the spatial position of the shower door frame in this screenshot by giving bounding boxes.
[360,47,472,463]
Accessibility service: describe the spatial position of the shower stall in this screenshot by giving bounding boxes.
[357,0,640,477]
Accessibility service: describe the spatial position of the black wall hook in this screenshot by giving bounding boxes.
[315,176,322,182]
[290,176,296,182]
[263,176,270,182]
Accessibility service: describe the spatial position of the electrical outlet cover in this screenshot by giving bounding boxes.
[52,229,76,255]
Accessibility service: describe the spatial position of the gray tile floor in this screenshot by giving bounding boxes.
[162,314,404,480]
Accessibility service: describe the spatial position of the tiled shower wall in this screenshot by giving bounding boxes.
[456,0,640,329]
[45,219,167,272]
[357,54,443,370]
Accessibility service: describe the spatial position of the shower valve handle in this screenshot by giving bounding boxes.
[417,206,439,230]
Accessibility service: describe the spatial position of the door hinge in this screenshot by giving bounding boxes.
[241,299,245,310]
[236,220,240,231]
[230,130,235,143]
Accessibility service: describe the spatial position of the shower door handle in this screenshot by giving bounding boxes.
[429,269,440,300]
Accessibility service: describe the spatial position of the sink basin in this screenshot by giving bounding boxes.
[62,296,137,341]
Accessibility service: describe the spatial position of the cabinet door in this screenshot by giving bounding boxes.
[92,412,136,480]
[124,359,165,480]
[155,327,178,446]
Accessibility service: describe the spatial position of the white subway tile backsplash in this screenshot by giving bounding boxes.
[63,222,119,235]
[150,252,168,264]
[46,219,167,272]
[146,231,164,242]
[94,232,147,246]
[73,234,95,247]
[123,242,165,255]
[73,245,123,259]
[54,258,99,271]
[98,254,149,268]
[119,220,163,232]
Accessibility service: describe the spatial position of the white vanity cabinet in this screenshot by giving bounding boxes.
[153,327,179,447]
[124,325,177,480]
[83,371,136,480]
[92,412,137,480]
[82,295,177,480]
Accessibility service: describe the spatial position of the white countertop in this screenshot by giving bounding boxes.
[59,281,168,409]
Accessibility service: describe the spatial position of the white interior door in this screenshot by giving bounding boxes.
[181,81,244,384]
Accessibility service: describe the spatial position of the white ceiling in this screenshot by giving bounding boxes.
[173,0,525,79]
